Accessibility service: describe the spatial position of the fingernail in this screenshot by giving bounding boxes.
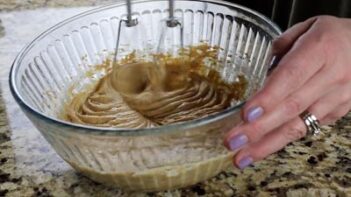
[247,106,264,122]
[238,156,253,169]
[229,134,248,151]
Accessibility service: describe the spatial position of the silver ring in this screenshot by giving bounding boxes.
[300,111,321,136]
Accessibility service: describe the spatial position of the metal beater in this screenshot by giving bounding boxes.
[113,0,139,64]
[113,0,184,64]
[157,0,184,55]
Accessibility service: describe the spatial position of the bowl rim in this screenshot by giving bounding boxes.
[9,0,282,136]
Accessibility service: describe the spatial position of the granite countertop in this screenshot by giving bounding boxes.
[0,3,350,197]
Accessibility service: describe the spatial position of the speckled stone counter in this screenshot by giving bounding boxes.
[0,6,350,197]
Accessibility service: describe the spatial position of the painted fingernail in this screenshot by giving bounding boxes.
[238,156,253,169]
[229,134,248,151]
[247,106,264,122]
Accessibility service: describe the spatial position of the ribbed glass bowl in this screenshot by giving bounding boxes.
[10,0,280,192]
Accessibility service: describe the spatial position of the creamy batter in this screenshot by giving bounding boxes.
[64,44,247,128]
[59,45,247,191]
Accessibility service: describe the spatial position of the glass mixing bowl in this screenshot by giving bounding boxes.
[9,0,281,192]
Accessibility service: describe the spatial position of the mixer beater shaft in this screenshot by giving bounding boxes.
[113,0,184,64]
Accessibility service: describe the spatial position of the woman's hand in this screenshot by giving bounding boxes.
[224,16,351,169]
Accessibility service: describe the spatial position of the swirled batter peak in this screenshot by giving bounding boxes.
[64,44,247,128]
